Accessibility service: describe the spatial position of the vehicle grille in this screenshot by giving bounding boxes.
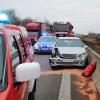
[61,54,77,59]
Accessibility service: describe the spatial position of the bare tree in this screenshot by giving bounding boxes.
[20,17,34,26]
[1,9,36,26]
[1,9,18,24]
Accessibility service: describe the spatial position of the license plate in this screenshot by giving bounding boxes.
[63,59,73,62]
[41,48,48,50]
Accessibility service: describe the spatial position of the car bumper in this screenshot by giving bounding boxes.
[34,49,52,53]
[49,57,87,67]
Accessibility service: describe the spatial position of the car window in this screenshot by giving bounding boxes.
[9,36,21,81]
[56,39,83,47]
[15,34,26,61]
[38,36,56,42]
[0,34,7,91]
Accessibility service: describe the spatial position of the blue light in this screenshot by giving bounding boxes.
[0,13,9,23]
[42,33,47,36]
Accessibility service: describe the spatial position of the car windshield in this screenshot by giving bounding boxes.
[29,31,38,36]
[0,34,6,91]
[38,36,56,42]
[56,39,83,47]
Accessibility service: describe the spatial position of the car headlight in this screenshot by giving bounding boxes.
[78,52,86,58]
[34,44,39,49]
[47,45,50,47]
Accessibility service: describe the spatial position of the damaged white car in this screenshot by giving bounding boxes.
[49,37,88,69]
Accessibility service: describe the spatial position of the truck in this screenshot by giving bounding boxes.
[51,22,74,37]
[26,22,47,45]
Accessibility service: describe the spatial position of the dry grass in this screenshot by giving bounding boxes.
[80,35,100,54]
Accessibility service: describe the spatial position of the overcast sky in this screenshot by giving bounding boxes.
[0,0,100,34]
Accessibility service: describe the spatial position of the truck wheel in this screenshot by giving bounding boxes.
[28,80,36,100]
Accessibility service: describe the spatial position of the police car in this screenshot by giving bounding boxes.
[34,36,57,53]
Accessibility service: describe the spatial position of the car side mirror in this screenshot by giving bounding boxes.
[15,62,41,82]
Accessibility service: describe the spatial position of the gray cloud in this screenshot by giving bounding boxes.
[0,0,100,33]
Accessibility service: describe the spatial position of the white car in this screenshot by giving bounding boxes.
[49,37,88,69]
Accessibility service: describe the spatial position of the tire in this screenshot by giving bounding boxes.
[34,52,37,54]
[28,80,36,100]
[51,65,56,70]
[84,58,89,67]
[34,51,39,54]
[82,58,89,69]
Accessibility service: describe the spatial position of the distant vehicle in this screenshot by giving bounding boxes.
[0,13,41,100]
[54,32,69,37]
[26,22,47,45]
[52,22,74,37]
[49,37,88,69]
[34,36,57,53]
[73,33,80,37]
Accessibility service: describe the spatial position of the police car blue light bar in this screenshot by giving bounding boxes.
[0,13,9,23]
[42,32,50,36]
[42,33,47,36]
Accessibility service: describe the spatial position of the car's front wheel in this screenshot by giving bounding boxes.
[84,58,89,67]
[81,58,89,69]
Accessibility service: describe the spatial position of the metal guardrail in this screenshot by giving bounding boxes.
[86,47,100,94]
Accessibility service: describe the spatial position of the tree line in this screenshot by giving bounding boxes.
[1,9,37,26]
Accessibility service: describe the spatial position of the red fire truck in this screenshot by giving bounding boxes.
[26,22,46,45]
[52,22,74,37]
